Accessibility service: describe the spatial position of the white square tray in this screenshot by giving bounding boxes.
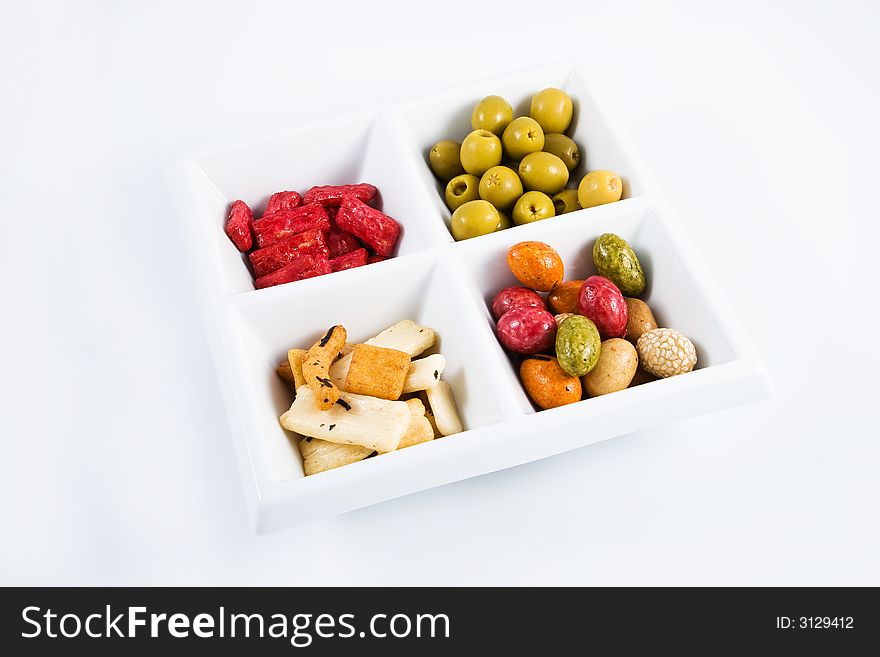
[171,62,772,533]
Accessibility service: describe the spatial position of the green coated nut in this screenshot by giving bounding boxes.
[592,233,646,297]
[555,315,602,376]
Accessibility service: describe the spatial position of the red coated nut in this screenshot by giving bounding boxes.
[248,229,329,278]
[329,248,368,272]
[491,286,546,321]
[302,183,378,207]
[264,190,302,215]
[254,254,331,289]
[577,275,628,339]
[252,204,330,248]
[496,307,557,354]
[335,195,401,257]
[224,200,253,252]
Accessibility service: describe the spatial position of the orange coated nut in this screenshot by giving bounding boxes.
[519,355,582,410]
[547,280,584,314]
[506,241,564,292]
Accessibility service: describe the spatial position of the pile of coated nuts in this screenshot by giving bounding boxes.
[491,235,699,410]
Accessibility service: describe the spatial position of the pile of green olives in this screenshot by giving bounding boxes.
[428,88,626,241]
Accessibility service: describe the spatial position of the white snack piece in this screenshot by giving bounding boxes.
[299,437,374,476]
[280,386,410,453]
[397,398,435,450]
[365,320,436,357]
[329,352,353,389]
[402,354,446,393]
[425,380,463,436]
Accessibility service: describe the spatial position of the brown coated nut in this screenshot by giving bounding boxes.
[624,298,658,344]
[582,338,638,397]
[343,344,411,401]
[519,355,582,410]
[302,325,348,410]
[547,280,584,315]
[628,366,658,388]
[507,241,564,292]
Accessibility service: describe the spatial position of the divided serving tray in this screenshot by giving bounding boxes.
[171,62,772,533]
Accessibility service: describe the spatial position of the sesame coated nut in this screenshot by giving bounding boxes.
[636,328,697,378]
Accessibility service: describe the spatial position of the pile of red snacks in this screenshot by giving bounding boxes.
[224,183,402,289]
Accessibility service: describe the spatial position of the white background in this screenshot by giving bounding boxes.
[1,0,878,585]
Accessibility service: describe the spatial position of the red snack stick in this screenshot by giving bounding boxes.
[325,205,360,257]
[326,225,362,258]
[329,248,368,272]
[249,229,329,278]
[224,200,253,252]
[264,190,302,215]
[367,254,388,264]
[335,195,401,257]
[302,183,378,207]
[252,204,330,249]
[254,254,331,289]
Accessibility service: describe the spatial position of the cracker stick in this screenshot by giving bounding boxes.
[280,386,410,453]
[299,437,375,476]
[402,354,446,393]
[365,320,436,357]
[286,349,307,389]
[302,325,347,410]
[396,398,434,450]
[276,361,295,387]
[425,380,463,436]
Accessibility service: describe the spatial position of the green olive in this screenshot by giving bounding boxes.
[512,191,556,225]
[428,140,464,182]
[478,165,523,211]
[542,133,580,171]
[578,170,623,208]
[501,117,545,160]
[451,200,500,241]
[471,95,513,136]
[552,189,581,215]
[496,210,511,231]
[518,152,569,195]
[444,174,480,211]
[460,129,503,176]
[530,88,573,134]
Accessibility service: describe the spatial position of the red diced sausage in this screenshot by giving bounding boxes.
[329,248,368,272]
[248,229,329,277]
[254,254,331,289]
[252,204,330,249]
[334,196,401,257]
[225,200,253,252]
[302,183,378,207]
[264,190,302,216]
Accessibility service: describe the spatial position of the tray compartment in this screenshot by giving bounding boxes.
[397,63,647,238]
[454,195,738,413]
[188,112,447,295]
[228,254,509,484]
